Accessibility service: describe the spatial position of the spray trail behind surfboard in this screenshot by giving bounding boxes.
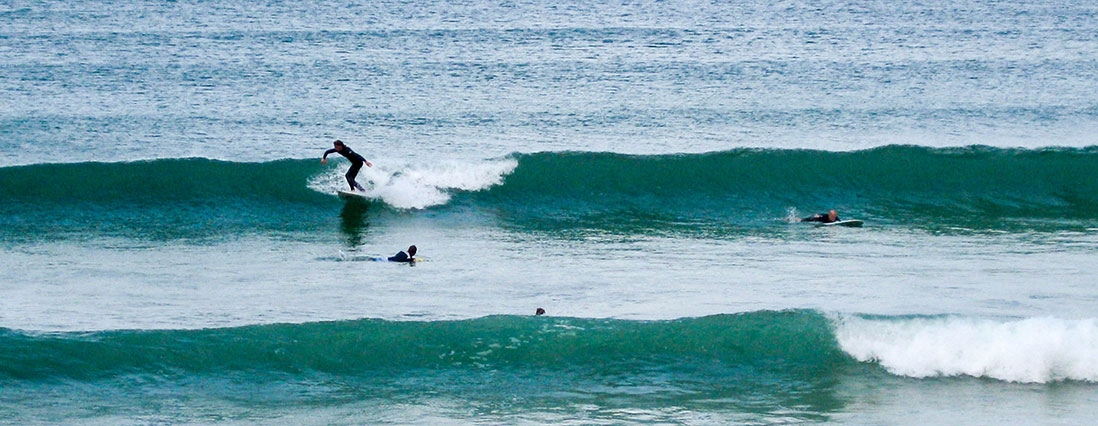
[310,157,518,209]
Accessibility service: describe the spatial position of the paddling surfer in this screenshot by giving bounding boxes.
[388,245,417,263]
[800,209,840,224]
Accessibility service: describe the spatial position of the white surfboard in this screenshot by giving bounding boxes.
[337,189,372,200]
[817,219,863,227]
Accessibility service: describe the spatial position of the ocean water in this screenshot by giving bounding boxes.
[2,0,1098,424]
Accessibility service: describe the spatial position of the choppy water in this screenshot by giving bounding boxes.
[2,0,1097,424]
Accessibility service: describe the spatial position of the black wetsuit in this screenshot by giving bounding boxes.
[387,251,414,263]
[324,145,367,191]
[801,213,840,223]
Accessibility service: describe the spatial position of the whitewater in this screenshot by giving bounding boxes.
[2,0,1098,424]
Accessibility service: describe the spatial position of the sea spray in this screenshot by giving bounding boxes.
[309,157,518,209]
[833,314,1098,383]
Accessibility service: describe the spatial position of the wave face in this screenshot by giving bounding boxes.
[3,312,1094,387]
[0,311,841,381]
[3,312,1094,425]
[0,158,334,241]
[3,146,1097,241]
[471,146,1098,233]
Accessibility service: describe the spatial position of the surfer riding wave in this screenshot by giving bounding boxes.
[322,140,373,191]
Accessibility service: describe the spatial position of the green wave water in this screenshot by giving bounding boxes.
[0,311,845,382]
[0,158,337,241]
[0,311,860,423]
[6,311,1096,385]
[477,146,1098,233]
[4,311,1094,424]
[3,146,1097,242]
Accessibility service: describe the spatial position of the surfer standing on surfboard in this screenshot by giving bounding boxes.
[321,140,372,191]
[799,209,840,223]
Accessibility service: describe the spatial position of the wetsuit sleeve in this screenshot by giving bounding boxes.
[801,214,825,223]
[387,251,410,262]
[323,148,338,158]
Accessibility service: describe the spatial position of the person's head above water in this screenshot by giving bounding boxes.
[333,140,345,149]
[827,210,838,221]
[407,245,417,257]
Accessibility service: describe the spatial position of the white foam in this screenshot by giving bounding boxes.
[833,314,1098,383]
[311,157,517,209]
[784,207,801,223]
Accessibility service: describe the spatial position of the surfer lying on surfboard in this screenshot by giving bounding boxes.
[321,139,372,191]
[388,245,418,263]
[799,209,840,223]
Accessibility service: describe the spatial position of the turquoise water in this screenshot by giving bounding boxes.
[2,0,1098,424]
[3,313,1097,424]
[3,147,1098,241]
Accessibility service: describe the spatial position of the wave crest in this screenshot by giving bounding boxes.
[834,314,1098,383]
